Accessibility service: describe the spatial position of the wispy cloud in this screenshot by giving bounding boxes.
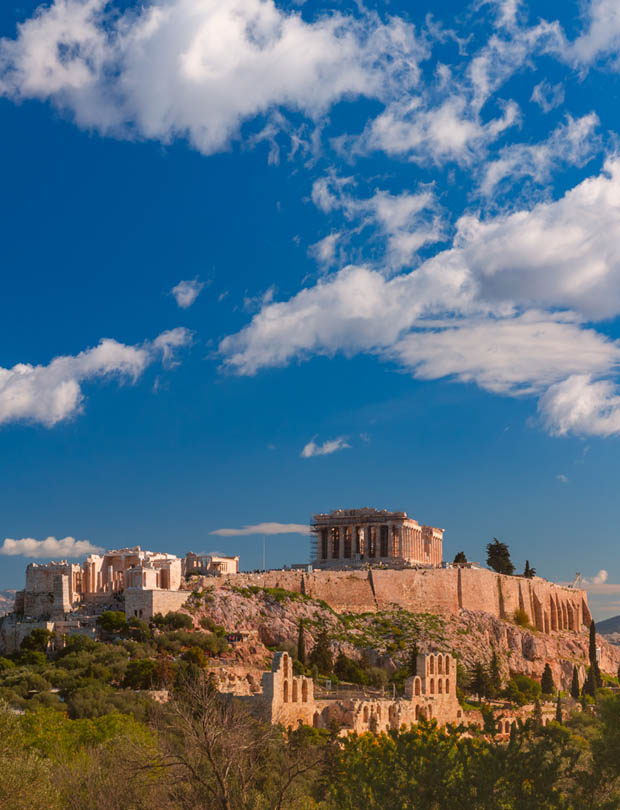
[211,522,310,536]
[584,569,609,585]
[171,278,205,309]
[300,436,351,458]
[556,473,568,483]
[0,536,103,558]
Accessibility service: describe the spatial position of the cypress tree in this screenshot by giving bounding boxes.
[617,664,620,685]
[297,619,306,665]
[408,642,419,676]
[533,698,543,729]
[555,694,563,724]
[541,663,554,695]
[489,650,502,695]
[570,665,580,699]
[470,661,490,700]
[582,666,596,698]
[523,560,536,578]
[309,624,332,674]
[589,620,602,688]
[453,551,467,564]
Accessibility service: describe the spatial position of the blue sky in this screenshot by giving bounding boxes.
[1,0,620,618]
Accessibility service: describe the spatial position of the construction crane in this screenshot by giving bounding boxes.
[568,572,583,589]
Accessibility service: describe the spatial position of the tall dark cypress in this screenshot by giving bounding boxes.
[555,694,563,724]
[297,619,306,665]
[589,620,602,688]
[570,665,580,699]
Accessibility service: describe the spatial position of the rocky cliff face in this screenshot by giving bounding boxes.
[0,591,15,617]
[185,584,620,691]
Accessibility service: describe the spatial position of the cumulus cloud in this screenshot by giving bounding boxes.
[211,522,310,536]
[477,113,600,197]
[300,436,351,457]
[0,0,426,155]
[220,159,620,436]
[556,473,568,483]
[0,536,103,558]
[0,327,191,427]
[171,278,205,308]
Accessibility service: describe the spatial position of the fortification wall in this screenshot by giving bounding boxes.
[222,568,590,632]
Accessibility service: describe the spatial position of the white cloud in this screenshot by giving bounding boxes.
[582,569,609,585]
[0,536,103,558]
[477,113,600,197]
[530,80,564,112]
[538,375,620,437]
[308,232,340,268]
[301,436,351,457]
[220,159,620,437]
[0,0,426,155]
[556,473,568,483]
[357,96,520,165]
[0,327,191,427]
[171,278,204,308]
[211,522,310,536]
[311,176,445,268]
[569,0,620,67]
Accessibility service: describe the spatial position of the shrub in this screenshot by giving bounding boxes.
[513,608,530,628]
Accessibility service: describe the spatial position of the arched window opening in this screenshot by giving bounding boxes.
[414,678,421,696]
[445,657,450,675]
[445,679,450,694]
[302,681,308,703]
[283,680,289,703]
[313,712,320,728]
[430,678,434,694]
[363,706,369,722]
[429,655,434,675]
[292,681,298,703]
[438,656,443,674]
[438,679,443,694]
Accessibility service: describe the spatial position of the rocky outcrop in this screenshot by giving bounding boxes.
[185,584,620,691]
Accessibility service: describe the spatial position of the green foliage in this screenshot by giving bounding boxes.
[123,659,157,689]
[97,611,128,635]
[571,665,580,699]
[556,694,563,724]
[21,629,54,652]
[489,650,502,695]
[309,624,332,675]
[453,551,467,564]
[469,661,491,699]
[513,607,530,627]
[541,663,555,695]
[503,673,542,706]
[523,560,536,578]
[297,619,306,666]
[486,537,515,575]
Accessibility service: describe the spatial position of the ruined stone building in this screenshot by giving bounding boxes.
[185,553,240,575]
[312,508,444,568]
[248,650,461,733]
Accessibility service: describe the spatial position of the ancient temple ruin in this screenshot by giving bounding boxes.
[311,508,443,568]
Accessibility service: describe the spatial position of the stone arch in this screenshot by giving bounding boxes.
[438,655,443,674]
[504,721,510,734]
[283,680,289,703]
[430,678,435,694]
[414,677,421,696]
[457,709,462,719]
[363,706,369,722]
[438,678,443,694]
[445,656,450,675]
[429,655,435,675]
[302,680,308,703]
[445,678,450,694]
[313,712,320,728]
[292,680,298,703]
[561,602,569,631]
[415,704,420,720]
[550,598,558,631]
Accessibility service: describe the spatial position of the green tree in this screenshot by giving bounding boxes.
[589,619,602,688]
[470,662,491,700]
[20,629,53,653]
[571,665,580,699]
[297,619,306,666]
[453,551,467,564]
[486,538,515,575]
[408,642,419,676]
[532,697,543,729]
[583,666,596,698]
[541,663,554,695]
[523,560,536,578]
[309,624,332,674]
[123,659,157,689]
[97,611,128,635]
[555,693,563,724]
[489,650,502,696]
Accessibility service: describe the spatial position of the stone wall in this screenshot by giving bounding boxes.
[248,650,462,733]
[124,588,191,620]
[222,568,590,633]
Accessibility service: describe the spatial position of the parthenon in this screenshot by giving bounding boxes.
[311,508,443,568]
